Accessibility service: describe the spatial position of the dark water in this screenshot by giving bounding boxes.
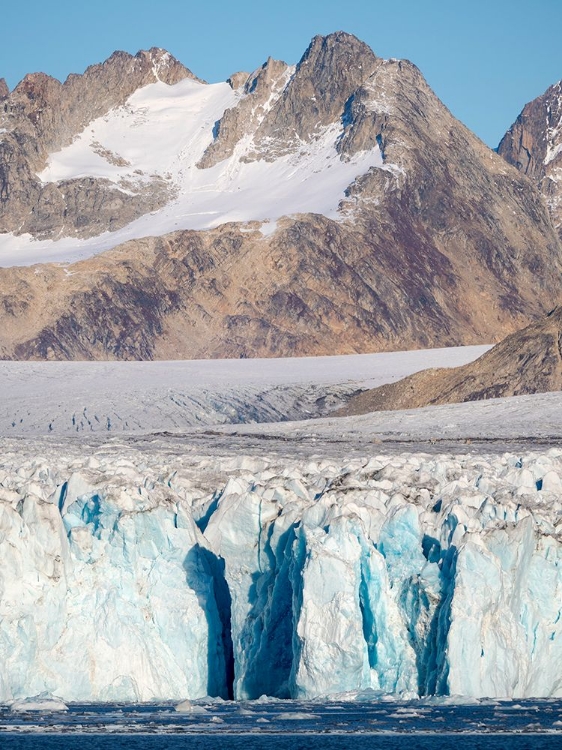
[1,699,561,749]
[2,737,561,750]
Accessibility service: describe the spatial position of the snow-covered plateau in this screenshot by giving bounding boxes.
[0,437,561,702]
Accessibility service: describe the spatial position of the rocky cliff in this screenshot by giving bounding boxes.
[498,79,562,237]
[0,33,561,360]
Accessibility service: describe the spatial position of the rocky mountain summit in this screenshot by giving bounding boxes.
[0,48,196,238]
[498,79,562,237]
[0,33,561,360]
[337,306,562,415]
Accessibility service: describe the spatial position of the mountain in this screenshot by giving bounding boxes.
[337,306,562,415]
[0,33,561,360]
[498,79,562,238]
[0,48,197,238]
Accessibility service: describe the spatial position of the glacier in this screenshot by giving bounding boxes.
[0,345,489,436]
[0,440,561,702]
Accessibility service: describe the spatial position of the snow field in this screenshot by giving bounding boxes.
[0,346,490,436]
[0,77,383,267]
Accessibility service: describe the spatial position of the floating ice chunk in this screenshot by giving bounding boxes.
[175,700,208,714]
[10,693,68,712]
[422,695,482,706]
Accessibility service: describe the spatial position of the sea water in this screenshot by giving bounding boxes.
[1,699,561,748]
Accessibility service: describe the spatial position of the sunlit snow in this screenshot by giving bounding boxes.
[0,78,383,267]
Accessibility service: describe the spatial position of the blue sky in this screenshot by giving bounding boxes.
[2,0,561,147]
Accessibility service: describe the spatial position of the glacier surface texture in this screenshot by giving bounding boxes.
[0,442,561,702]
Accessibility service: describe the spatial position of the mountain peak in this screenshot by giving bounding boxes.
[296,30,378,89]
[75,46,199,87]
[227,71,250,90]
[12,71,62,95]
[232,31,379,160]
[305,30,376,56]
[498,77,562,237]
[136,47,205,84]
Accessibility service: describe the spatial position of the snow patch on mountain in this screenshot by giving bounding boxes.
[546,142,562,165]
[0,77,383,268]
[545,94,562,165]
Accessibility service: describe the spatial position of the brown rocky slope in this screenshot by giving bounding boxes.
[0,33,561,360]
[336,306,562,415]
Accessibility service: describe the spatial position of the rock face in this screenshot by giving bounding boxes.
[338,307,562,415]
[200,33,380,167]
[0,49,197,238]
[197,57,293,168]
[0,215,558,361]
[0,32,561,360]
[247,32,379,160]
[498,80,562,236]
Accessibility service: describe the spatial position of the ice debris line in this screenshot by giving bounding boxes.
[0,445,561,702]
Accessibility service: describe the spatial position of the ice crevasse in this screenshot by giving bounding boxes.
[0,446,561,702]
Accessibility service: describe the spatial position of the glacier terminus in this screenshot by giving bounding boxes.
[0,438,560,703]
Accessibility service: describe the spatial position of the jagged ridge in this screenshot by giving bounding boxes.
[498,79,562,236]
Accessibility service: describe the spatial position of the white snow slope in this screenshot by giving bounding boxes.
[0,439,561,702]
[0,77,384,267]
[0,346,489,435]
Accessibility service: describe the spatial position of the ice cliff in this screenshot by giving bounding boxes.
[0,442,561,702]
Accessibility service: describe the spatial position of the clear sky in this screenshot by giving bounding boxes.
[2,0,561,147]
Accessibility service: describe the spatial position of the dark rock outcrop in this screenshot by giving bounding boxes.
[498,80,562,236]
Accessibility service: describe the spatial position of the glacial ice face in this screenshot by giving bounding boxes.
[0,462,228,702]
[0,443,561,702]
